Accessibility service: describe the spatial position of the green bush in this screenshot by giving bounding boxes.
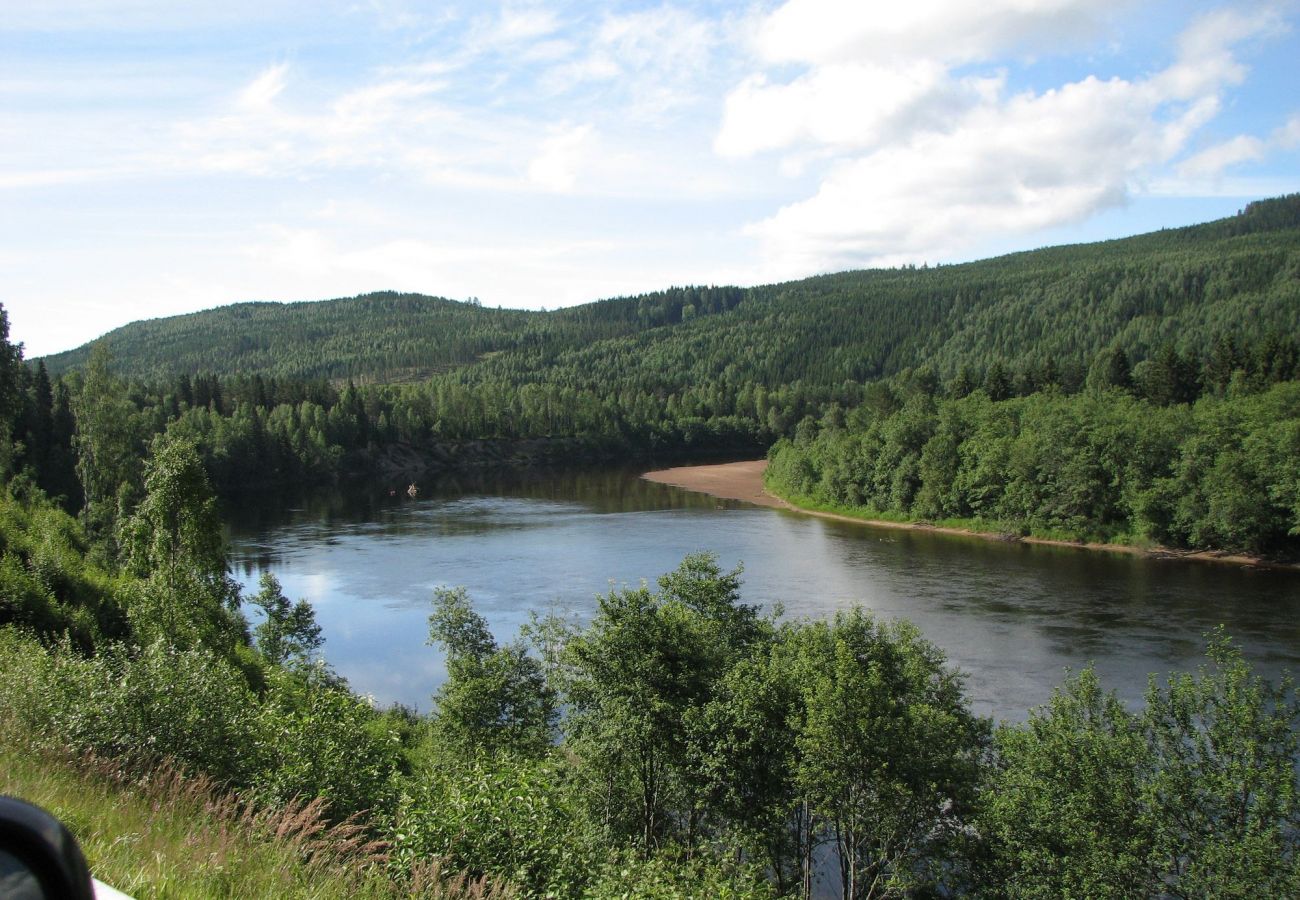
[253,665,401,820]
[584,848,775,900]
[392,753,592,896]
[0,629,259,784]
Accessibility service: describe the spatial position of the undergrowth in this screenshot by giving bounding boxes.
[0,724,514,900]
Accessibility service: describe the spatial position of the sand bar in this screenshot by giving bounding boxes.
[641,459,788,508]
[641,459,1300,572]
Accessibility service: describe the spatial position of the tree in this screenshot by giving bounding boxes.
[655,552,760,652]
[0,304,27,478]
[786,611,988,899]
[247,572,322,666]
[119,435,242,651]
[427,586,554,758]
[564,554,757,851]
[982,362,1012,402]
[46,379,81,509]
[948,366,978,399]
[73,343,145,545]
[1204,334,1244,396]
[1089,346,1133,393]
[253,664,399,819]
[689,642,805,894]
[1139,343,1199,406]
[1141,632,1300,897]
[982,633,1300,898]
[981,668,1152,897]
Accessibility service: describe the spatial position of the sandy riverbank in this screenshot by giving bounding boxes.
[641,459,789,508]
[642,459,1300,573]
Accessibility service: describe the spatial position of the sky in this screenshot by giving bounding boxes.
[2,0,1298,358]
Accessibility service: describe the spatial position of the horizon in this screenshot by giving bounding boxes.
[26,192,1289,363]
[4,1,1299,358]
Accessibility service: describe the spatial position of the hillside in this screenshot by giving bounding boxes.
[41,195,1300,388]
[40,287,744,382]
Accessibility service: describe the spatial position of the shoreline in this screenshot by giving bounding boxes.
[641,459,1300,574]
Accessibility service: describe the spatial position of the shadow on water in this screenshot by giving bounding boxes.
[226,464,1300,722]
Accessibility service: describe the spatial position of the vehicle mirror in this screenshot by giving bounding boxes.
[0,796,95,900]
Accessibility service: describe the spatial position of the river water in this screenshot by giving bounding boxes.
[227,465,1300,722]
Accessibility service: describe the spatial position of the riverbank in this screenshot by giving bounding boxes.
[641,459,787,508]
[642,459,1300,573]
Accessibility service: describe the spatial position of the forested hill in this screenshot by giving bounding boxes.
[42,194,1300,386]
[40,287,747,382]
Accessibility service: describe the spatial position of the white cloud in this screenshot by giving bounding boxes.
[1279,114,1300,148]
[175,66,461,179]
[715,62,997,158]
[1,2,741,203]
[541,5,723,120]
[237,63,290,111]
[730,4,1288,277]
[1151,6,1283,101]
[1179,135,1267,178]
[753,0,1125,66]
[717,0,1128,160]
[240,224,677,310]
[748,75,1153,273]
[495,5,561,43]
[527,124,594,192]
[0,168,105,190]
[1178,113,1300,180]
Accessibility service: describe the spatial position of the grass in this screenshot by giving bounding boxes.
[0,727,515,900]
[765,485,1142,548]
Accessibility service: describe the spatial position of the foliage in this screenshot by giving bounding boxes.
[4,191,1300,899]
[248,571,323,666]
[783,612,989,898]
[253,664,401,820]
[393,754,590,896]
[0,304,27,477]
[22,196,1300,505]
[1,629,260,785]
[1140,632,1300,897]
[119,434,245,651]
[979,668,1153,897]
[563,553,758,852]
[767,382,1300,555]
[0,489,127,647]
[980,633,1300,898]
[583,848,777,899]
[427,586,555,758]
[0,719,510,900]
[0,626,400,822]
[71,343,146,544]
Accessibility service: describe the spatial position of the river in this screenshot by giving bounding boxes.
[227,465,1300,722]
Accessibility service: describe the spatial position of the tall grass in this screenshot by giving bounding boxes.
[0,727,515,899]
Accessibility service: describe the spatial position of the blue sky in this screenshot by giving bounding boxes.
[2,0,1297,357]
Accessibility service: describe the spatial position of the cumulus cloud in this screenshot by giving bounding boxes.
[727,2,1290,277]
[752,0,1124,66]
[1280,114,1300,148]
[1180,113,1300,180]
[716,62,999,158]
[717,0,1136,160]
[1179,135,1268,179]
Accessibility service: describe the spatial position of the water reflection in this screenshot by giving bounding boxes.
[227,466,1300,721]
